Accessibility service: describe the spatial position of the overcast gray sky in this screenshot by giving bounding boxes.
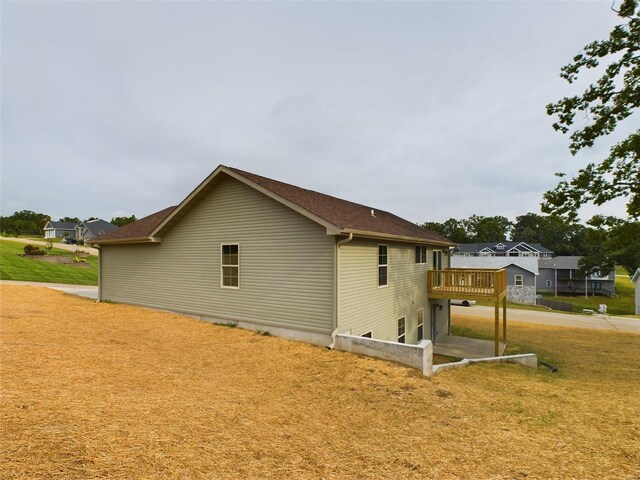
[1,1,631,224]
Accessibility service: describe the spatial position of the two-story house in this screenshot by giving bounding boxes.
[538,257,616,297]
[93,165,469,348]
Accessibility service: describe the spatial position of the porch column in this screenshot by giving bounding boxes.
[494,301,500,357]
[502,296,507,343]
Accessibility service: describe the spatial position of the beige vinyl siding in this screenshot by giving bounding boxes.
[339,239,435,344]
[100,176,335,334]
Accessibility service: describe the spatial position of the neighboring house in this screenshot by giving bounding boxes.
[538,257,616,297]
[75,219,118,242]
[43,221,77,239]
[93,165,457,347]
[632,269,640,315]
[450,256,538,304]
[453,242,553,258]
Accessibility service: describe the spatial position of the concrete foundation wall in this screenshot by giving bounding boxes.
[507,285,536,305]
[335,334,433,376]
[432,353,538,375]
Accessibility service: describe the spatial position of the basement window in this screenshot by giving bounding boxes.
[221,244,239,288]
[398,317,406,344]
[417,308,424,341]
[378,245,388,287]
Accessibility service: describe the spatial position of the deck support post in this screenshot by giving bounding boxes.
[502,296,507,343]
[494,300,500,357]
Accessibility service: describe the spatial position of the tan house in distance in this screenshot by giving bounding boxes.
[93,165,460,348]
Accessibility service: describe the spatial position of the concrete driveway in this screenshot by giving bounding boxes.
[452,305,640,333]
[0,280,98,300]
[0,236,98,256]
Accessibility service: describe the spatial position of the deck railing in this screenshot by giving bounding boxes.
[427,268,507,300]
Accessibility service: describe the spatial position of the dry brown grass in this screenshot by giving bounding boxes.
[1,285,639,479]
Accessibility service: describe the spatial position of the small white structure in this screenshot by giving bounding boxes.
[632,268,640,316]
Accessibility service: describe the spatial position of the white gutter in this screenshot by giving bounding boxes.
[341,229,455,247]
[329,233,354,349]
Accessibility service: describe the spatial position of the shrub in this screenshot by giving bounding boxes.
[23,244,45,255]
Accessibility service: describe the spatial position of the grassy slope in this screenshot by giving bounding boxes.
[1,285,638,479]
[0,239,97,285]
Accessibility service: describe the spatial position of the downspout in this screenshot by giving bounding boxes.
[96,245,102,302]
[328,233,354,349]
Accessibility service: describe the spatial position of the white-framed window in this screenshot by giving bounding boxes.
[432,250,443,270]
[397,317,406,344]
[514,274,523,287]
[415,245,427,264]
[361,331,372,338]
[417,308,424,341]
[378,245,388,287]
[546,280,552,287]
[221,243,239,288]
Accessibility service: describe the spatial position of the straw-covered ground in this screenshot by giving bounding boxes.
[1,285,639,479]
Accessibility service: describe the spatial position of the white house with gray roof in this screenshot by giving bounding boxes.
[454,242,553,258]
[43,221,77,239]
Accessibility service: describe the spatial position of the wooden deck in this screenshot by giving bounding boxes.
[427,268,507,301]
[428,268,508,356]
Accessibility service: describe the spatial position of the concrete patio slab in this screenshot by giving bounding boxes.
[433,335,506,359]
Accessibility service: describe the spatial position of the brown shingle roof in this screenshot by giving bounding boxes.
[93,166,453,245]
[91,206,176,244]
[227,167,452,245]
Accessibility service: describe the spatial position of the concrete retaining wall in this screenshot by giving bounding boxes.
[335,334,434,376]
[432,353,538,375]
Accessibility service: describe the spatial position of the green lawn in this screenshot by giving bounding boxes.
[539,266,635,315]
[468,266,636,316]
[0,240,98,285]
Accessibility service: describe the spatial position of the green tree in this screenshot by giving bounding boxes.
[544,0,640,219]
[421,218,471,243]
[0,210,51,236]
[59,217,80,223]
[110,215,137,227]
[580,216,640,276]
[511,213,588,256]
[465,215,512,242]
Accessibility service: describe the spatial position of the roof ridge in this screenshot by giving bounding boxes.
[226,166,386,214]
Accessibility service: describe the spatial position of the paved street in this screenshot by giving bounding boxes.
[0,280,98,300]
[452,305,640,333]
[0,236,99,255]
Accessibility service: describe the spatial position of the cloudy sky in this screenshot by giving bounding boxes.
[1,1,630,225]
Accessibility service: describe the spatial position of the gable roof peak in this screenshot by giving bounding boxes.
[94,165,454,246]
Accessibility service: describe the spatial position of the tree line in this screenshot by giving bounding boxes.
[420,213,640,276]
[0,210,137,236]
